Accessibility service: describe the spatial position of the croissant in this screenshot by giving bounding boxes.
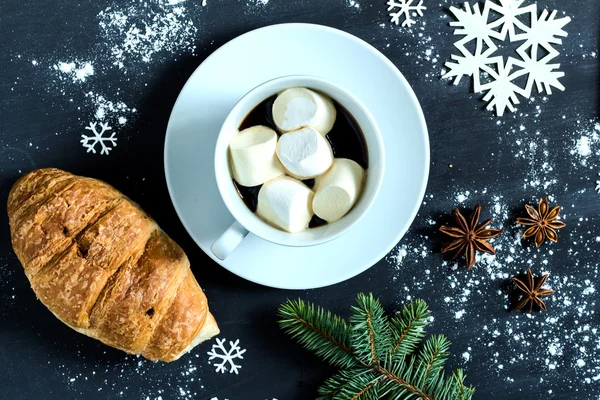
[7,168,219,361]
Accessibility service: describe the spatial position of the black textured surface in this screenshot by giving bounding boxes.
[1,1,599,399]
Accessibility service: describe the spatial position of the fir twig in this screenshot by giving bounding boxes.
[350,293,391,366]
[278,298,357,369]
[278,294,475,400]
[389,298,430,359]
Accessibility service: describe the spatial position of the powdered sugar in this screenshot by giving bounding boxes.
[386,128,600,393]
[54,354,207,400]
[53,61,95,82]
[98,2,198,69]
[576,136,592,157]
[26,0,204,153]
[570,120,600,166]
[346,0,360,9]
[85,92,135,122]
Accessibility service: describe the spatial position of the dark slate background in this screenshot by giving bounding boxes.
[1,1,599,399]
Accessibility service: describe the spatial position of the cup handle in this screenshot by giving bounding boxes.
[210,221,249,260]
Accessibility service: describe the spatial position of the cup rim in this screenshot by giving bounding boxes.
[215,75,385,247]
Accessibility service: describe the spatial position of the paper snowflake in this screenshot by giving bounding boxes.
[207,338,246,374]
[596,173,600,194]
[387,0,426,27]
[443,0,571,116]
[80,122,117,155]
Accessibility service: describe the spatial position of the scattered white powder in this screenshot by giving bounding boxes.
[387,108,599,393]
[576,136,591,157]
[53,61,95,82]
[45,354,206,399]
[456,191,470,203]
[388,180,600,393]
[98,1,199,68]
[86,92,135,123]
[38,0,204,140]
[569,120,600,166]
[346,0,360,8]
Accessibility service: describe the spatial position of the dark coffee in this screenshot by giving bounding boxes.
[233,92,369,229]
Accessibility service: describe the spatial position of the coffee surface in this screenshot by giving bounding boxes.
[234,93,368,229]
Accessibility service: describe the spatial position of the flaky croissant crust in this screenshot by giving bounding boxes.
[8,168,219,362]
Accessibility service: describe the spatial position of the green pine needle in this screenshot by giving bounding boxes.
[389,299,430,359]
[350,293,392,366]
[278,294,475,400]
[318,368,380,400]
[278,298,357,369]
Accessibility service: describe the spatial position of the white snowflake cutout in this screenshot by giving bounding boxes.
[80,122,117,155]
[479,57,527,115]
[207,338,246,374]
[387,0,426,28]
[443,0,571,116]
[595,173,600,194]
[486,0,535,41]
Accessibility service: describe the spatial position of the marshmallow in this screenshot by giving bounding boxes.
[276,127,334,179]
[257,176,314,233]
[272,88,337,135]
[313,159,365,223]
[229,125,285,187]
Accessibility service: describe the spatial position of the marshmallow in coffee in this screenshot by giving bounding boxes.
[276,127,334,179]
[272,88,337,135]
[313,158,365,223]
[257,176,314,233]
[229,125,285,187]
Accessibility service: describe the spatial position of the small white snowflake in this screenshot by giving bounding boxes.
[387,0,426,27]
[443,0,571,116]
[80,122,117,155]
[595,173,600,194]
[207,338,246,374]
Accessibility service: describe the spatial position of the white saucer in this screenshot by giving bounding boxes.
[164,23,429,290]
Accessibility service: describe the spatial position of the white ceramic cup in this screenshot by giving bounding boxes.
[211,75,385,260]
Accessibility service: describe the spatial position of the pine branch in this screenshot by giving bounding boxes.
[447,370,476,400]
[379,355,432,399]
[279,295,476,400]
[350,293,391,366]
[278,298,357,369]
[318,368,380,400]
[417,335,451,389]
[389,298,430,359]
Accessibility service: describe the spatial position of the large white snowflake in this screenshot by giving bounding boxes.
[80,122,117,155]
[443,0,571,116]
[207,338,246,374]
[387,0,426,27]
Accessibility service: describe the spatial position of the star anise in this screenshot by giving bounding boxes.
[512,268,555,312]
[439,204,503,269]
[516,198,566,247]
